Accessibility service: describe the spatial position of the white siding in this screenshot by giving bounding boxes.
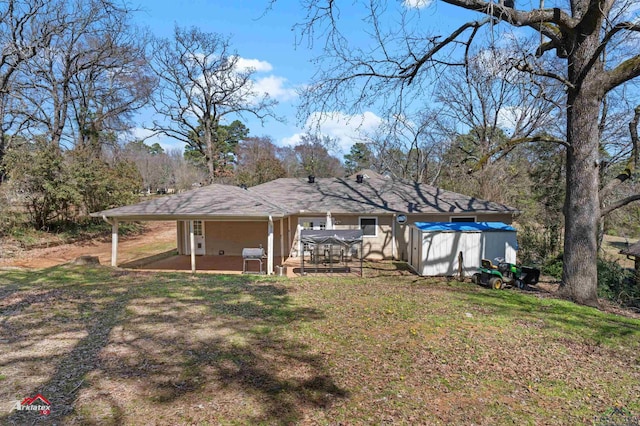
[412,228,518,276]
[483,232,518,264]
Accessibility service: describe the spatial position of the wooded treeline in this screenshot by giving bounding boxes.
[0,0,346,231]
[1,0,639,305]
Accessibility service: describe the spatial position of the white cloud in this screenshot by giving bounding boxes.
[496,106,522,131]
[234,56,273,73]
[253,75,298,101]
[281,111,383,154]
[403,0,433,9]
[280,133,304,147]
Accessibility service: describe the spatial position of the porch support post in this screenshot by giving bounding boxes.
[279,218,284,263]
[392,214,396,260]
[111,219,119,267]
[102,216,118,267]
[189,220,196,274]
[267,216,274,275]
[288,216,292,254]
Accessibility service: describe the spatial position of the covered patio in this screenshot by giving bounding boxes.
[91,184,291,275]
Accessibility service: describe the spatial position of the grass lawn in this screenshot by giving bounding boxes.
[0,264,639,425]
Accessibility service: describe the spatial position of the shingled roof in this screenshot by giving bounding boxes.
[92,184,287,220]
[92,171,517,220]
[252,171,517,215]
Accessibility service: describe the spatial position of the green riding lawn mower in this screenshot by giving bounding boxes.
[471,258,541,290]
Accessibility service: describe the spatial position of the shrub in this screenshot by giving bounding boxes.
[541,255,564,280]
[597,258,639,308]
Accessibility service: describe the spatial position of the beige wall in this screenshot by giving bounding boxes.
[176,220,285,259]
[289,214,395,260]
[177,213,514,262]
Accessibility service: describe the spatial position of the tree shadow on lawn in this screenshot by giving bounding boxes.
[459,286,640,344]
[0,266,348,425]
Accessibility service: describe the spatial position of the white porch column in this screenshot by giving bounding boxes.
[189,220,196,274]
[267,216,274,275]
[392,214,396,260]
[279,218,285,262]
[102,216,119,267]
[111,219,119,267]
[288,216,292,253]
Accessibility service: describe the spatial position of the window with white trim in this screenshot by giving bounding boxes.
[300,218,327,252]
[359,217,377,237]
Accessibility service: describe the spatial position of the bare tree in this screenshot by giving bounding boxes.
[149,26,278,183]
[290,0,640,307]
[292,133,344,177]
[14,0,147,150]
[235,136,287,186]
[0,0,62,179]
[69,27,156,155]
[363,112,446,184]
[167,149,207,191]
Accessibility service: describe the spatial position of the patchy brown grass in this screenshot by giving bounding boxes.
[0,265,638,425]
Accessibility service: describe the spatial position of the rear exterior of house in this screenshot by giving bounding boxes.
[92,170,519,273]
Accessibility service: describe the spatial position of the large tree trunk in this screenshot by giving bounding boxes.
[559,28,603,307]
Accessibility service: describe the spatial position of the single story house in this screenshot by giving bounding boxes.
[91,170,518,274]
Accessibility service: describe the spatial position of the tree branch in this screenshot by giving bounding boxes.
[441,0,577,31]
[399,18,490,83]
[602,55,640,93]
[601,194,640,216]
[514,60,575,88]
[471,134,568,171]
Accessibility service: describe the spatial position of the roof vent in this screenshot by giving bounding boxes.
[308,175,315,184]
[356,174,364,183]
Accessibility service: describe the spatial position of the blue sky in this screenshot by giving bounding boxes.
[131,0,484,155]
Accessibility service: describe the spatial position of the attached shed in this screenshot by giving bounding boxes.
[409,222,518,276]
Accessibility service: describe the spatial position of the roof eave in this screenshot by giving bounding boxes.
[90,213,284,221]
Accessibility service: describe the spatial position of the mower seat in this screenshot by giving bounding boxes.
[481,259,498,269]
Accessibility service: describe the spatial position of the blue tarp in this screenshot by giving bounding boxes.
[413,222,516,232]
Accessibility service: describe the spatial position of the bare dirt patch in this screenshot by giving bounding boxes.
[0,221,176,268]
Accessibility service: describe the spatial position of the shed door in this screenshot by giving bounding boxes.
[482,232,517,264]
[460,232,482,275]
[410,227,420,271]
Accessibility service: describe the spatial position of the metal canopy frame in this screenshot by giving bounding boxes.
[299,229,364,276]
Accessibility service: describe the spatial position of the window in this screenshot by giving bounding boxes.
[359,217,377,237]
[450,216,476,223]
[300,218,327,252]
[193,220,203,235]
[301,219,326,230]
